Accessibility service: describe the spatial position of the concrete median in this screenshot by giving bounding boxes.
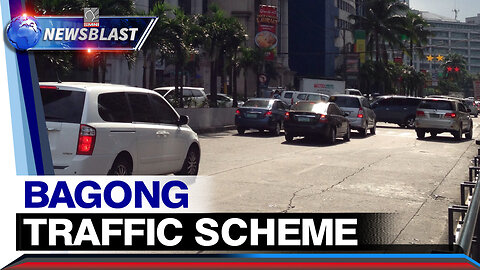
[176,108,237,134]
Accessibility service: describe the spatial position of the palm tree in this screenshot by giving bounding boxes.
[351,0,409,62]
[199,4,248,107]
[439,53,469,95]
[402,11,430,66]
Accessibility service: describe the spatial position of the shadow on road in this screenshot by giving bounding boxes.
[376,124,411,130]
[417,135,472,144]
[232,131,285,138]
[281,137,349,147]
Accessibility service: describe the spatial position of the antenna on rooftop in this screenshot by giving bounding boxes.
[453,0,460,20]
[453,8,460,20]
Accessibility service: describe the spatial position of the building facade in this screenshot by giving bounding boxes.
[289,0,356,84]
[411,11,480,77]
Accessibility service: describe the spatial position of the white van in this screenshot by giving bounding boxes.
[40,82,201,175]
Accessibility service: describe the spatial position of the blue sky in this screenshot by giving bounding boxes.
[410,0,480,22]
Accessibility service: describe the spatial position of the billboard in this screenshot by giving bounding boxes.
[256,5,278,61]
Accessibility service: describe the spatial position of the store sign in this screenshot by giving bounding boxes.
[256,5,278,61]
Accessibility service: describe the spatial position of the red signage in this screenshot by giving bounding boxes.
[256,5,278,61]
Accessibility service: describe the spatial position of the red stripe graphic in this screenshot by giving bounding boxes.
[8,262,477,270]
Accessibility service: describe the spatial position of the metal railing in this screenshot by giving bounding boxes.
[448,146,480,260]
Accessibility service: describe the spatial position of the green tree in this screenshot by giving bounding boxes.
[402,11,430,66]
[351,0,409,62]
[199,4,248,107]
[439,54,468,95]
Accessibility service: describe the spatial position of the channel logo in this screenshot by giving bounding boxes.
[6,14,42,51]
[84,8,99,27]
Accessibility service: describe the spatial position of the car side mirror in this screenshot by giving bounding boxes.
[177,115,189,126]
[467,108,472,113]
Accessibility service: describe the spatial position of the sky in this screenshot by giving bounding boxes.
[409,0,480,22]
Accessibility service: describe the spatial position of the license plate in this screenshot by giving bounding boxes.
[246,113,257,119]
[297,117,311,123]
[430,114,440,118]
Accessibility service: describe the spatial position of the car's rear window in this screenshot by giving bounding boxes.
[41,87,85,124]
[418,100,454,110]
[329,96,360,108]
[292,102,328,113]
[283,92,293,98]
[244,100,271,108]
[307,95,328,102]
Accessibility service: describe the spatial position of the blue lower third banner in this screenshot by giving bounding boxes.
[6,15,157,51]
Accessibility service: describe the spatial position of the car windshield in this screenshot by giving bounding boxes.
[292,102,328,114]
[330,96,360,108]
[418,100,454,111]
[243,100,271,108]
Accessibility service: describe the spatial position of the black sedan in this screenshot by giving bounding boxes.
[284,101,351,144]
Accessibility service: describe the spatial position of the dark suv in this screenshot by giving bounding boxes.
[371,96,423,128]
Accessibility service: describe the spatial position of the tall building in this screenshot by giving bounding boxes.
[289,0,355,82]
[411,11,480,77]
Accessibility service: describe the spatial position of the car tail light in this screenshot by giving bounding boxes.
[264,111,273,117]
[77,124,96,155]
[416,110,425,117]
[318,114,328,123]
[40,86,58,90]
[357,109,364,118]
[445,113,456,118]
[236,109,241,115]
[284,112,290,120]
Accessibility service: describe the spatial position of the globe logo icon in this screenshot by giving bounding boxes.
[6,15,42,51]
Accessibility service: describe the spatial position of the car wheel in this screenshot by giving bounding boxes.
[343,126,351,142]
[466,124,473,140]
[285,132,294,142]
[416,129,425,139]
[237,127,245,135]
[109,157,132,175]
[430,132,437,138]
[359,126,367,137]
[270,122,281,136]
[454,125,462,140]
[405,117,415,129]
[327,127,337,145]
[370,122,376,135]
[176,146,200,175]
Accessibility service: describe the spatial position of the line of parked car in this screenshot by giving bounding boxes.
[235,93,478,144]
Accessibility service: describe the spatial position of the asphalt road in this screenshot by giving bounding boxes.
[198,119,480,245]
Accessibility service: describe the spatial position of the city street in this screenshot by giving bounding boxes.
[198,118,480,245]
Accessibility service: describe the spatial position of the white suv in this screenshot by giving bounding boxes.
[40,82,201,175]
[154,87,209,108]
